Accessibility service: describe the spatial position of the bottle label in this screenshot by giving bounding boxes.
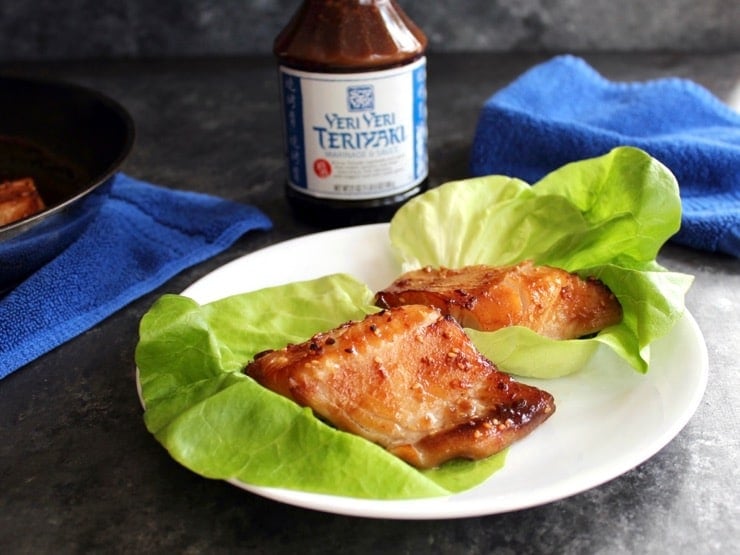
[278,58,427,201]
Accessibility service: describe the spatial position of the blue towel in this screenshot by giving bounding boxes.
[470,55,740,257]
[0,173,272,379]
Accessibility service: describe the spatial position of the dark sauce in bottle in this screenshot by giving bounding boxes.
[274,0,428,228]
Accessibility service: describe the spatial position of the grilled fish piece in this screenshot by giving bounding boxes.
[245,304,555,469]
[375,262,622,340]
[0,177,45,226]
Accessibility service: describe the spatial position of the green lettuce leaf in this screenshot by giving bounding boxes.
[389,147,693,376]
[136,146,691,500]
[136,274,506,500]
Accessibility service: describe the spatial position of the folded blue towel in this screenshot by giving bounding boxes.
[0,173,272,379]
[470,55,740,257]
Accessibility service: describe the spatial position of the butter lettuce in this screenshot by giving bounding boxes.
[136,274,506,500]
[389,146,693,376]
[136,146,690,500]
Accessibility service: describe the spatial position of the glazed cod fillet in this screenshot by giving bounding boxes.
[245,304,555,469]
[375,261,622,340]
[0,177,45,226]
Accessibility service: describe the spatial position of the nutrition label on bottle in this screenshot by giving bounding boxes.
[278,58,427,201]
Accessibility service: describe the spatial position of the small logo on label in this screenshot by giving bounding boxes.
[313,158,332,178]
[347,85,374,112]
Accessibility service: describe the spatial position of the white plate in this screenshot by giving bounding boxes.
[178,223,708,520]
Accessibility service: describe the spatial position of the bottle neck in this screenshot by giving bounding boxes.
[274,0,427,72]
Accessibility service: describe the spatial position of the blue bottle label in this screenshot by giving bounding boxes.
[279,57,427,200]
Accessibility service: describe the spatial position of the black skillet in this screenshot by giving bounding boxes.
[0,75,135,292]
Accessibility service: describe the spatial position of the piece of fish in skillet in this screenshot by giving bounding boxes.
[244,304,555,469]
[0,177,45,226]
[374,262,622,340]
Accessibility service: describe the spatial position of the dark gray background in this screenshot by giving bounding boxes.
[1,0,738,62]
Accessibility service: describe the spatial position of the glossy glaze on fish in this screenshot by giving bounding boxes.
[375,262,622,340]
[244,304,555,469]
